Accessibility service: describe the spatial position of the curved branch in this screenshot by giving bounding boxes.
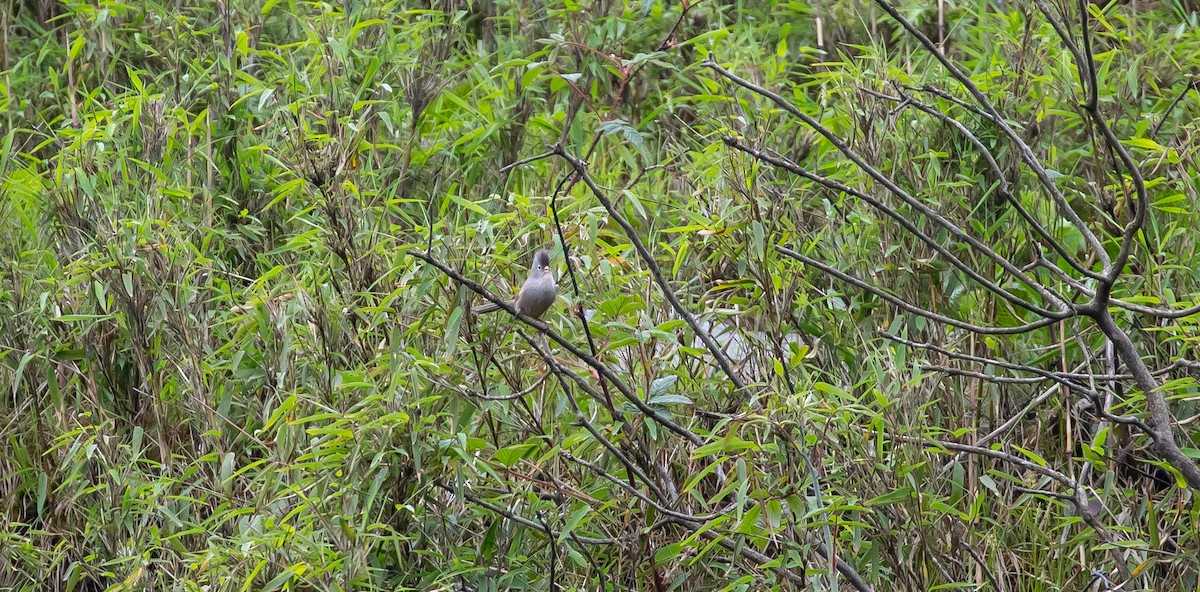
[438,482,616,546]
[862,86,1103,281]
[1024,3,1200,491]
[514,327,670,502]
[776,245,1061,335]
[868,0,1110,269]
[1094,310,1200,490]
[883,333,1098,395]
[438,372,549,401]
[548,169,617,415]
[1033,252,1200,318]
[725,136,1075,316]
[708,61,1072,316]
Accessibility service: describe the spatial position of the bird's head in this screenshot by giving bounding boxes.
[532,249,552,275]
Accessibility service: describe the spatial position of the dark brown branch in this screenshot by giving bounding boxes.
[868,0,1110,268]
[513,327,670,502]
[438,483,616,546]
[925,364,1069,385]
[725,136,1074,316]
[561,450,721,522]
[437,372,549,401]
[1030,0,1089,84]
[1027,0,1200,492]
[1094,310,1200,490]
[884,333,1098,395]
[548,169,617,415]
[862,86,1102,281]
[776,245,1060,335]
[1030,0,1145,286]
[499,149,556,173]
[1034,252,1200,318]
[708,61,1072,316]
[1150,81,1198,139]
[1077,0,1098,111]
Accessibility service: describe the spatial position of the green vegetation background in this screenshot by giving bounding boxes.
[2,0,1199,590]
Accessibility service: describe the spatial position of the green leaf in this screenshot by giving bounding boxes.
[654,542,683,563]
[493,443,537,467]
[765,499,783,529]
[261,569,295,592]
[866,486,914,506]
[1125,137,1164,151]
[1011,445,1048,467]
[649,375,677,399]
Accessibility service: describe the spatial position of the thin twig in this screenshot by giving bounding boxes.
[499,149,556,173]
[436,372,548,401]
[708,59,1078,313]
[725,135,1079,311]
[863,85,1101,281]
[776,245,1060,335]
[1149,81,1198,139]
[547,168,617,415]
[437,482,615,545]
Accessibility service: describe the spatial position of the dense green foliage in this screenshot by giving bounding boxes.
[2,0,1200,590]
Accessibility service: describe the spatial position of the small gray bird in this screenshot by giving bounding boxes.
[473,249,557,319]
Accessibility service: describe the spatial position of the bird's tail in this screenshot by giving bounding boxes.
[472,302,501,314]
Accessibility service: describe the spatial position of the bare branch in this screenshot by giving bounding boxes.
[1019,2,1200,491]
[513,327,671,502]
[776,245,1060,335]
[1077,0,1099,111]
[1093,310,1200,490]
[561,450,723,522]
[438,482,616,546]
[883,333,1099,395]
[867,0,1110,268]
[708,60,1073,315]
[726,136,1075,316]
[925,364,1072,385]
[862,86,1102,281]
[548,168,617,415]
[1034,251,1200,318]
[1030,0,1146,285]
[437,372,549,401]
[1150,81,1198,139]
[499,149,556,173]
